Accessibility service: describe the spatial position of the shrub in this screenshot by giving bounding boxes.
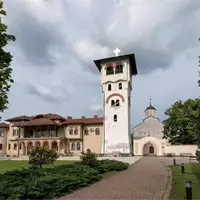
[80,149,98,167]
[95,159,129,173]
[0,163,101,199]
[28,146,59,168]
[196,150,200,162]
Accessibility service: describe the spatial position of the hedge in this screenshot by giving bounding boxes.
[0,160,129,199]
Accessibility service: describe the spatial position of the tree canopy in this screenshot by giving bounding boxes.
[0,0,15,112]
[163,98,200,144]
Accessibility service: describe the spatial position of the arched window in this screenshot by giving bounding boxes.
[106,66,114,75]
[119,82,122,90]
[74,129,78,135]
[95,128,100,135]
[111,100,115,107]
[76,142,81,150]
[84,128,89,135]
[116,99,120,107]
[108,84,112,91]
[69,129,73,135]
[114,114,117,122]
[71,142,76,150]
[115,64,123,74]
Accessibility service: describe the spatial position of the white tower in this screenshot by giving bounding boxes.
[94,50,137,154]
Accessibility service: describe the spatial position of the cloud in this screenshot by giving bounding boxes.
[1,0,199,127]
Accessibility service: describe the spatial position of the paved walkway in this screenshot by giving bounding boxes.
[58,157,171,200]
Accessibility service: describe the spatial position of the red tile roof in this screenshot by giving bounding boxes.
[0,122,9,128]
[16,118,59,127]
[61,117,104,125]
[5,115,31,122]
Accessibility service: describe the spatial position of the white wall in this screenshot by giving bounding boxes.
[165,145,198,156]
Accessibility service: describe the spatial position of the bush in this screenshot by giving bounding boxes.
[0,163,101,199]
[80,149,98,167]
[196,150,200,162]
[95,159,129,173]
[0,157,129,199]
[28,147,59,168]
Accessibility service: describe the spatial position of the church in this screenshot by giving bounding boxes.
[133,102,197,156]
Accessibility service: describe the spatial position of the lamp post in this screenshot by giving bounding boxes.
[185,181,192,200]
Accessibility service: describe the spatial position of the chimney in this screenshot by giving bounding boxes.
[93,115,98,118]
[81,116,86,119]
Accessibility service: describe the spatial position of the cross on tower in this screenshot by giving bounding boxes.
[150,98,152,105]
[113,48,121,57]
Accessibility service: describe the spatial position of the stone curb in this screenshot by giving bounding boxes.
[161,160,172,200]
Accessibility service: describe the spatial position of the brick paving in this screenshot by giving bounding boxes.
[58,157,170,200]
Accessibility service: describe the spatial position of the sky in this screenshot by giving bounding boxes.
[1,0,200,127]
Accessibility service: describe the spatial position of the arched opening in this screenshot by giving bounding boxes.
[115,64,123,74]
[95,128,100,135]
[119,82,122,90]
[111,100,115,107]
[76,142,81,150]
[43,141,49,149]
[74,129,78,135]
[71,142,76,151]
[35,141,40,147]
[114,114,117,122]
[27,142,33,155]
[52,141,58,151]
[106,66,114,75]
[143,142,156,156]
[69,129,73,135]
[116,99,120,107]
[84,128,89,135]
[108,84,112,91]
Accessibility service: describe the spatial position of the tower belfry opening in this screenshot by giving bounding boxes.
[94,52,138,154]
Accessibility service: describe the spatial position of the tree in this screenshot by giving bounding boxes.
[0,0,15,112]
[163,98,200,144]
[29,147,59,168]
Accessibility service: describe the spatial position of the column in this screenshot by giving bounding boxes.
[25,142,28,155]
[57,140,60,154]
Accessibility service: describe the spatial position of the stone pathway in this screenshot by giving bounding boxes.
[58,157,171,200]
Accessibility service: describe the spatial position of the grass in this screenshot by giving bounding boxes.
[170,163,200,200]
[0,160,75,173]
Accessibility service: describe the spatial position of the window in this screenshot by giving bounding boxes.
[0,129,4,137]
[13,129,16,136]
[119,83,122,90]
[69,129,73,135]
[0,143,2,150]
[106,66,114,75]
[108,84,112,91]
[77,142,81,150]
[14,143,17,150]
[95,128,100,135]
[111,100,115,107]
[74,129,78,135]
[114,114,117,122]
[84,128,89,135]
[71,142,76,150]
[8,144,10,150]
[115,64,123,74]
[116,99,120,107]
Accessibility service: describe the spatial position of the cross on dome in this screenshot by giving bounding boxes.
[113,48,121,57]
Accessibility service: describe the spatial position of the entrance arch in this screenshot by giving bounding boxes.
[143,142,156,156]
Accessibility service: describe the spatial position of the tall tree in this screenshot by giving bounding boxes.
[0,0,15,112]
[163,98,200,144]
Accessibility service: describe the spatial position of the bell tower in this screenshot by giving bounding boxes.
[94,49,137,154]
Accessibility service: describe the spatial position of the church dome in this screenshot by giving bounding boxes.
[145,105,156,111]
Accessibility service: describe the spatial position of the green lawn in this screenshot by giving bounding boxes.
[170,164,200,200]
[0,160,75,173]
